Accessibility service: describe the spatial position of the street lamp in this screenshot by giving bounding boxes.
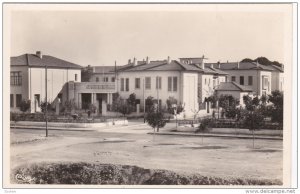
[45,63,48,137]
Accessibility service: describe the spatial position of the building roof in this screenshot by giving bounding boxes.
[118,59,227,75]
[268,65,284,72]
[11,53,82,69]
[92,66,116,74]
[215,82,253,92]
[205,62,275,71]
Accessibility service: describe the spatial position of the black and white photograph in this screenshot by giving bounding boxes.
[2,2,297,191]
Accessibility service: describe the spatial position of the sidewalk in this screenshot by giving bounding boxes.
[148,131,283,140]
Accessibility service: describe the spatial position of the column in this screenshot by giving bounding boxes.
[78,93,82,109]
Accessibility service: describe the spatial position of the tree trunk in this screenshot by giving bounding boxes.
[252,130,255,149]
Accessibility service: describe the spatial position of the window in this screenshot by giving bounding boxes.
[104,77,109,82]
[156,77,162,89]
[173,77,177,91]
[240,76,244,85]
[135,78,140,89]
[205,78,207,85]
[168,77,172,91]
[125,78,129,91]
[16,94,22,107]
[120,78,125,91]
[96,77,99,82]
[262,76,269,90]
[145,77,151,89]
[75,74,78,81]
[168,76,177,92]
[231,76,236,82]
[10,71,22,86]
[111,77,115,82]
[10,94,14,107]
[248,76,253,86]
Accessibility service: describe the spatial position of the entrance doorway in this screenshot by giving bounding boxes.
[96,93,107,115]
[81,93,91,111]
[34,94,40,112]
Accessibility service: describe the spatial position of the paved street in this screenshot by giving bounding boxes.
[10,124,283,181]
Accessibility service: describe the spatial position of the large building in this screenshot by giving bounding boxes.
[205,61,282,96]
[10,52,284,117]
[10,51,82,112]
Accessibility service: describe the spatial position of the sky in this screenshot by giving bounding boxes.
[9,4,293,67]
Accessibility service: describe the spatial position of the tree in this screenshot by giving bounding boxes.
[145,111,167,132]
[115,97,133,119]
[268,90,283,130]
[195,118,213,144]
[243,110,264,148]
[242,94,266,148]
[241,57,283,68]
[145,96,155,112]
[64,99,76,113]
[127,93,137,111]
[218,95,239,118]
[19,100,31,112]
[40,101,52,113]
[81,65,93,82]
[166,97,184,115]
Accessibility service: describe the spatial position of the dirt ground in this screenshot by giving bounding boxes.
[10,126,283,182]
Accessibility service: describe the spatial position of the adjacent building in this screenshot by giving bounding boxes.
[10,51,81,112]
[206,61,277,96]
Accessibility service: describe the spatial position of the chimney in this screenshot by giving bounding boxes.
[93,66,96,73]
[210,64,214,68]
[237,61,240,69]
[167,56,170,64]
[217,61,221,69]
[256,60,259,67]
[128,59,131,64]
[36,51,42,59]
[133,57,137,66]
[146,56,149,64]
[201,55,205,69]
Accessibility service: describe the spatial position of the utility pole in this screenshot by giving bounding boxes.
[45,63,48,137]
[143,78,145,123]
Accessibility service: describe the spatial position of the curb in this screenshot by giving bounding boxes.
[147,132,283,140]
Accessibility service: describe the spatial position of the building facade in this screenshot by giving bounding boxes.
[10,51,82,112]
[206,61,277,96]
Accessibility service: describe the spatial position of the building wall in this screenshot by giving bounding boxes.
[271,71,284,92]
[10,66,29,109]
[117,71,182,109]
[90,73,115,83]
[216,90,251,106]
[182,72,199,114]
[28,67,81,112]
[259,71,272,96]
[198,74,215,103]
[224,70,260,95]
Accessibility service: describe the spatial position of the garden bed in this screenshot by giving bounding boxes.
[12,162,282,185]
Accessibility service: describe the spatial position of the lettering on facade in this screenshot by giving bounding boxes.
[86,85,115,90]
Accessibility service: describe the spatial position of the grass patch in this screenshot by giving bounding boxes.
[11,162,282,185]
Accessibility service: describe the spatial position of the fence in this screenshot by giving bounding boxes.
[177,117,280,130]
[10,112,125,124]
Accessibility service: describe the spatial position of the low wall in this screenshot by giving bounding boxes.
[11,120,128,128]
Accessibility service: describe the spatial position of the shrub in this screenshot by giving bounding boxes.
[19,100,31,112]
[145,111,167,132]
[40,101,52,113]
[196,118,214,133]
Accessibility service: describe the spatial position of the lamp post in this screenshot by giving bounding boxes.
[45,63,48,137]
[172,104,177,130]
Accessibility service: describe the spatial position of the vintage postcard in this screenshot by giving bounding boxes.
[2,3,296,190]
